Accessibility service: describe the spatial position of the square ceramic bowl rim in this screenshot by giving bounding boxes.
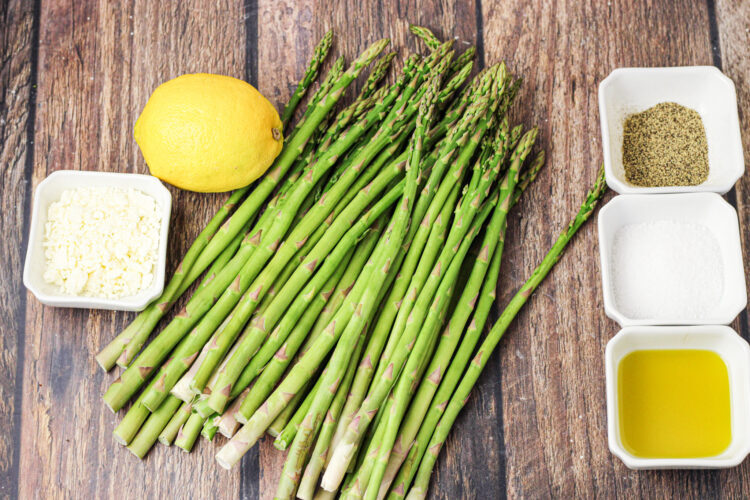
[599,65,744,195]
[605,325,750,469]
[598,192,747,326]
[23,170,172,311]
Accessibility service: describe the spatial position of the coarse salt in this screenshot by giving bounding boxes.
[42,186,162,299]
[610,220,724,320]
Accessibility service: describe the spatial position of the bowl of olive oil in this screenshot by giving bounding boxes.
[606,325,750,469]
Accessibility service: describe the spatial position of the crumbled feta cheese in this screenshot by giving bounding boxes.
[42,186,162,299]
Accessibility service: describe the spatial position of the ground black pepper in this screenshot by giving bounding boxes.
[622,102,709,187]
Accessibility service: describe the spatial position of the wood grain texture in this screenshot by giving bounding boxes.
[1,0,749,499]
[0,0,37,497]
[714,2,750,496]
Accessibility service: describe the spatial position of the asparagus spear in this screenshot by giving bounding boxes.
[186,131,395,398]
[406,168,607,499]
[372,67,507,385]
[365,68,501,387]
[198,235,360,431]
[297,321,366,499]
[409,25,441,50]
[281,30,334,130]
[330,181,459,458]
[206,169,407,416]
[196,218,251,289]
[197,156,406,413]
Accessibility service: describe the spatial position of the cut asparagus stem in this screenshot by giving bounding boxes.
[217,388,250,438]
[159,401,193,446]
[406,168,607,500]
[112,377,158,446]
[268,384,308,440]
[126,395,182,459]
[202,415,220,441]
[297,322,364,500]
[175,412,206,453]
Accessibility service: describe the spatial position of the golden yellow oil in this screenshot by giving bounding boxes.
[617,349,731,458]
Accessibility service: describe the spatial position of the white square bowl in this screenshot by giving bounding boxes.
[598,193,746,326]
[606,325,750,469]
[599,66,745,194]
[23,170,172,311]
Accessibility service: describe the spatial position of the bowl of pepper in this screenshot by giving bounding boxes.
[599,66,745,194]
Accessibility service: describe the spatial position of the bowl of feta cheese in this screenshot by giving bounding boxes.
[23,170,172,311]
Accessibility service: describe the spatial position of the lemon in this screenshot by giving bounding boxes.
[134,73,283,192]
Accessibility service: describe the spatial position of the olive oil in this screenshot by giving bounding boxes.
[617,349,731,458]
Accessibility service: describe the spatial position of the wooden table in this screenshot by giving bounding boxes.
[1,0,748,498]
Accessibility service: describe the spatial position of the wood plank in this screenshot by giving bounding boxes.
[714,0,750,496]
[6,1,749,498]
[478,0,741,498]
[18,1,247,498]
[0,0,38,495]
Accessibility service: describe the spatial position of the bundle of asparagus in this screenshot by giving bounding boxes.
[97,25,606,499]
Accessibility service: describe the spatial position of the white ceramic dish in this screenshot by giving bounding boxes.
[598,193,746,327]
[606,325,750,469]
[23,170,172,311]
[599,66,744,194]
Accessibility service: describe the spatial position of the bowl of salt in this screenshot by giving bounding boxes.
[598,192,746,326]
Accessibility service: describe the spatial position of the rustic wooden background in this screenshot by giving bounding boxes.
[1,0,748,498]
